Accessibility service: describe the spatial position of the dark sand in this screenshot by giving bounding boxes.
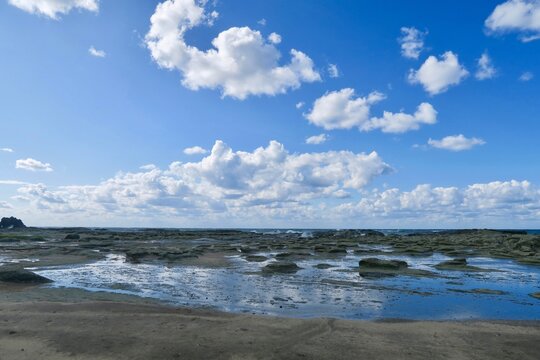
[0,285,539,360]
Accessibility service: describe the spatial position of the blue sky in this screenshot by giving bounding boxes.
[0,0,539,228]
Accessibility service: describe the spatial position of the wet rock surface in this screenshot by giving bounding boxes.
[0,228,538,270]
[0,267,52,284]
[262,261,302,274]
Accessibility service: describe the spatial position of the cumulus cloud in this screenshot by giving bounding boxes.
[475,52,497,80]
[145,0,320,100]
[15,158,53,172]
[328,64,340,78]
[295,102,305,109]
[485,0,540,42]
[183,146,208,155]
[305,134,328,145]
[88,46,106,58]
[8,0,99,20]
[305,88,386,130]
[305,88,436,133]
[336,180,540,226]
[399,27,427,59]
[428,135,486,151]
[408,51,469,95]
[519,71,534,81]
[1,148,14,153]
[363,103,437,134]
[14,140,390,222]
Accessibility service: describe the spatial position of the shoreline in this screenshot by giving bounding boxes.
[1,286,540,359]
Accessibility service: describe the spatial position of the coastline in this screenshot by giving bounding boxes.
[1,286,539,360]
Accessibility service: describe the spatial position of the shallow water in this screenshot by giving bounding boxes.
[26,249,540,320]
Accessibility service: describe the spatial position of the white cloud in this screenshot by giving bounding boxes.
[88,46,106,58]
[328,64,340,78]
[305,134,328,145]
[305,88,386,130]
[0,201,13,209]
[363,103,437,133]
[519,71,534,81]
[183,146,208,155]
[145,0,320,100]
[0,180,30,185]
[13,140,391,222]
[399,27,427,59]
[1,148,14,153]
[296,102,305,109]
[8,0,99,20]
[485,0,540,42]
[305,88,436,133]
[475,52,497,80]
[140,164,157,171]
[336,180,540,226]
[268,32,281,44]
[428,135,486,151]
[15,158,53,172]
[257,18,266,26]
[408,51,469,95]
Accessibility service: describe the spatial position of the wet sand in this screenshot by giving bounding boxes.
[0,286,539,360]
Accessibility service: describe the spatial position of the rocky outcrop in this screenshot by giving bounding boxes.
[0,268,51,284]
[0,217,26,229]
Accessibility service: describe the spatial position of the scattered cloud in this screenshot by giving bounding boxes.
[183,146,208,155]
[8,0,99,20]
[139,164,157,171]
[305,88,386,130]
[257,18,266,26]
[519,71,534,81]
[428,135,486,151]
[268,32,281,44]
[0,180,30,185]
[88,46,106,58]
[1,148,14,153]
[363,103,437,134]
[399,27,427,59]
[305,134,329,145]
[304,88,436,133]
[15,158,53,172]
[328,64,340,78]
[408,51,469,95]
[475,52,497,80]
[145,0,320,100]
[485,0,540,42]
[296,102,305,109]
[0,201,13,209]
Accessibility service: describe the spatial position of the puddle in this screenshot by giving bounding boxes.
[32,252,540,320]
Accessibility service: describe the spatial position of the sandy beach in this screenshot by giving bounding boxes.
[0,285,539,360]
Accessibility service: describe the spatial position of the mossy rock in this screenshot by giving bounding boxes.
[244,255,267,262]
[434,258,488,272]
[359,258,408,270]
[314,263,336,269]
[262,261,302,274]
